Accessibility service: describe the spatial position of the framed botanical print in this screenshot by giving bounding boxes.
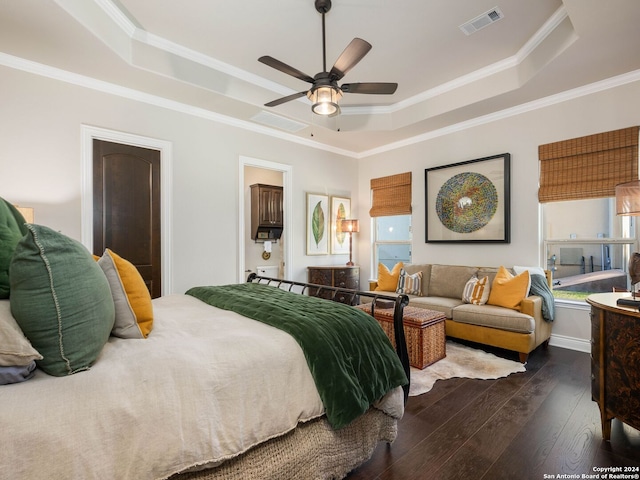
[330,196,351,254]
[306,193,329,255]
[425,153,510,243]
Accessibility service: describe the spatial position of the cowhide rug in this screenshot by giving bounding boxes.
[409,341,526,396]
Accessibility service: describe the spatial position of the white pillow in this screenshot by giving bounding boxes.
[0,300,42,367]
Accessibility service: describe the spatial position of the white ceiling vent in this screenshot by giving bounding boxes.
[251,111,308,133]
[459,7,504,35]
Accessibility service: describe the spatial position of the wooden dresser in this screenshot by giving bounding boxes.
[307,265,360,305]
[586,292,640,440]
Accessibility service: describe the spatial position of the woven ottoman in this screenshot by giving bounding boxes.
[356,304,446,369]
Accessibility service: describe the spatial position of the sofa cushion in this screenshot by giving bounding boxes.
[476,267,501,286]
[429,265,478,299]
[408,296,464,319]
[452,303,535,334]
[375,262,403,291]
[462,275,491,305]
[487,266,531,310]
[403,264,431,295]
[396,268,422,296]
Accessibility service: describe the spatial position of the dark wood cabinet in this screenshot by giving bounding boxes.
[586,293,640,440]
[250,184,283,241]
[307,266,360,305]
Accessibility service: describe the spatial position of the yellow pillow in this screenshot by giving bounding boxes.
[487,266,530,310]
[375,262,404,291]
[98,249,153,338]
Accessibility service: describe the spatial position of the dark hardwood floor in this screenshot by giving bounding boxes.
[348,343,640,480]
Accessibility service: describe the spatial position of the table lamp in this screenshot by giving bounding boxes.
[341,219,359,266]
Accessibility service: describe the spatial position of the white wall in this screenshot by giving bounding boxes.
[3,62,640,349]
[355,78,640,350]
[0,65,358,294]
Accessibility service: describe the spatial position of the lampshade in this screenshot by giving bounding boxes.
[341,219,359,233]
[307,86,342,116]
[616,180,640,215]
[14,206,34,223]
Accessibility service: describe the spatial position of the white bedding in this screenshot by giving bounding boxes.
[0,294,403,480]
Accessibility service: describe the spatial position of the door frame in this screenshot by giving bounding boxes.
[238,156,293,283]
[80,125,173,295]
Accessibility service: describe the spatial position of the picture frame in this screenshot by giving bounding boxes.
[330,196,351,254]
[425,153,510,243]
[306,193,329,255]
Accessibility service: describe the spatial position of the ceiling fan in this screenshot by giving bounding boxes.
[258,0,398,117]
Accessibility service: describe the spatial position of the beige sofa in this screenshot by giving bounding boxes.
[367,264,554,363]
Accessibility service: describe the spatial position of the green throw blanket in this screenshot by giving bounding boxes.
[186,283,408,429]
[529,273,555,322]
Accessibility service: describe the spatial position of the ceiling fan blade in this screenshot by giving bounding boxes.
[264,91,308,107]
[258,56,315,84]
[341,82,398,94]
[329,38,372,81]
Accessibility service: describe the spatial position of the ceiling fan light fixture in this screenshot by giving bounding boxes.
[308,85,342,116]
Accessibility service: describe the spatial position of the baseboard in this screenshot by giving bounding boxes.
[548,333,591,354]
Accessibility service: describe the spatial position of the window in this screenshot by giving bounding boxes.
[543,198,635,301]
[538,126,639,301]
[370,172,413,271]
[374,215,412,270]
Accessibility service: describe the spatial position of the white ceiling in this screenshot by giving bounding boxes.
[2,0,640,156]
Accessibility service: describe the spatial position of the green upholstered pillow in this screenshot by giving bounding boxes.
[0,198,28,299]
[9,224,115,376]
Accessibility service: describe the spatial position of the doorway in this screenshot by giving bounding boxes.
[81,125,173,295]
[92,139,162,297]
[238,156,293,283]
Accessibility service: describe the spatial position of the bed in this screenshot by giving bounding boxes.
[0,217,411,480]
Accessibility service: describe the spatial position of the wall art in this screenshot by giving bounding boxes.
[306,193,329,255]
[330,196,351,254]
[425,153,510,243]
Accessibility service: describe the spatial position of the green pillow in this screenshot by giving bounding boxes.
[0,198,28,299]
[9,224,115,376]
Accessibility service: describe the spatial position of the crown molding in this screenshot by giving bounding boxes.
[357,68,640,158]
[2,52,638,160]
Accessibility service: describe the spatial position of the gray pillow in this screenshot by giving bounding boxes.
[0,300,42,367]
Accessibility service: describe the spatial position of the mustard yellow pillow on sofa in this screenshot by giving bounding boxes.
[375,262,404,291]
[487,266,531,310]
[98,249,153,339]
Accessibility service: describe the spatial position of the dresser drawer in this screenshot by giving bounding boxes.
[307,266,360,305]
[334,267,359,289]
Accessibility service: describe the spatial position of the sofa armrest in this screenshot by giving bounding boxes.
[520,295,542,320]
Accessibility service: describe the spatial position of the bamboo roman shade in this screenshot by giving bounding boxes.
[370,172,412,217]
[538,126,639,203]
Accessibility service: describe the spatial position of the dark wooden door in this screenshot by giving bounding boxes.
[93,140,162,298]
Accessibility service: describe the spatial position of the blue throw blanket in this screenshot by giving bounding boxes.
[529,274,555,322]
[186,282,408,429]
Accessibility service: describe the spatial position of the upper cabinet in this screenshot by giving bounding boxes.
[250,184,283,241]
